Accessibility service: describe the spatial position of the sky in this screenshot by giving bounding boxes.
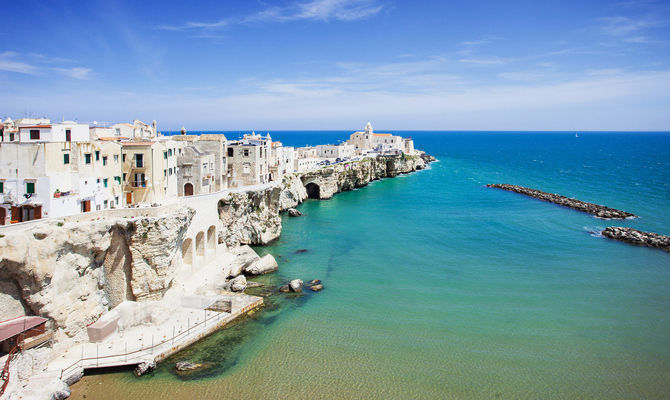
[1,0,669,131]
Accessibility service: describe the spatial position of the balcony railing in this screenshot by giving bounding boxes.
[132,180,147,188]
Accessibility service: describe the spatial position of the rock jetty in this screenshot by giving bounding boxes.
[601,227,670,252]
[486,184,636,219]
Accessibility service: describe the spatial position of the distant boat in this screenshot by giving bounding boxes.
[575,132,579,138]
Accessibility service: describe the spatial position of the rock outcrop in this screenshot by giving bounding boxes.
[229,275,247,292]
[244,254,278,275]
[602,227,670,252]
[217,186,284,246]
[287,208,302,217]
[289,279,303,293]
[486,184,636,219]
[0,207,193,346]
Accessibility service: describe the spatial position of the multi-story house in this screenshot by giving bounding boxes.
[226,133,271,188]
[121,139,178,205]
[0,140,123,224]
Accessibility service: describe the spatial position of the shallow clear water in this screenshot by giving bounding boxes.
[71,131,670,399]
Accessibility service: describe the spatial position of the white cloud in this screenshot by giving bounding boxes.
[54,67,93,80]
[0,51,94,80]
[159,0,384,31]
[0,51,39,74]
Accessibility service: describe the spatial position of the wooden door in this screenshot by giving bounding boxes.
[11,206,20,223]
[66,129,71,142]
[184,183,194,196]
[126,192,132,205]
[34,206,42,220]
[0,207,5,225]
[82,200,91,213]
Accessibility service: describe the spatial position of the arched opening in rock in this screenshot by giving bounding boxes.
[305,182,320,199]
[184,182,194,196]
[207,225,216,251]
[195,231,205,258]
[182,238,193,265]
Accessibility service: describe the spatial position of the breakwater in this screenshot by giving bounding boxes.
[602,227,670,252]
[486,184,636,219]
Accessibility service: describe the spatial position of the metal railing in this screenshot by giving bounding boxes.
[59,309,228,380]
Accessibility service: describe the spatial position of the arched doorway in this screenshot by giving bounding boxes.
[305,182,320,199]
[184,182,194,196]
[195,231,205,258]
[207,225,216,251]
[182,238,193,265]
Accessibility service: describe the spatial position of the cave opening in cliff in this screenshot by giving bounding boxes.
[305,183,320,199]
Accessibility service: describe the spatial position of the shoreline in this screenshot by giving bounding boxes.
[0,153,435,400]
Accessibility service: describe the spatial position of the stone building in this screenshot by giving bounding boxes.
[226,133,271,188]
[347,122,404,154]
[315,143,355,159]
[176,145,216,196]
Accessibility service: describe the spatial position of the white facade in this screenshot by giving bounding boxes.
[294,157,320,172]
[18,121,90,143]
[316,144,355,159]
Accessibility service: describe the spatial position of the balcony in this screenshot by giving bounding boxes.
[132,180,147,188]
[133,161,145,169]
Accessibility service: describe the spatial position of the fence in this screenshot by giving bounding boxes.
[59,308,228,380]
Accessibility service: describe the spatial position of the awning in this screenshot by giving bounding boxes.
[0,316,48,342]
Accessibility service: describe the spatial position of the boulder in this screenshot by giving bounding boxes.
[244,254,279,275]
[133,360,156,376]
[279,285,290,293]
[176,361,202,371]
[230,275,247,292]
[308,279,321,285]
[289,279,303,292]
[310,284,324,292]
[228,245,261,277]
[287,208,302,217]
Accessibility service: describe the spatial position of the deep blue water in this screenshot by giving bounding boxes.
[75,131,670,399]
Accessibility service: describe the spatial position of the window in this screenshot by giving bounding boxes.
[103,178,108,188]
[227,148,233,157]
[168,149,173,157]
[122,154,126,162]
[104,200,108,208]
[123,173,127,181]
[114,176,121,184]
[0,181,3,193]
[63,153,70,164]
[134,173,145,187]
[115,128,121,136]
[202,163,207,169]
[95,151,100,161]
[163,169,167,177]
[169,168,173,176]
[85,153,91,164]
[9,133,14,141]
[114,155,119,163]
[65,129,71,142]
[163,151,167,160]
[30,129,40,140]
[243,149,249,157]
[135,153,143,168]
[97,178,101,184]
[103,156,108,166]
[26,182,35,194]
[115,196,119,205]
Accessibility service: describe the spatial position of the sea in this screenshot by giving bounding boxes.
[70,131,670,399]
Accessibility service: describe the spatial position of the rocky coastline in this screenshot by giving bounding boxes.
[601,227,670,252]
[486,184,636,219]
[0,153,433,399]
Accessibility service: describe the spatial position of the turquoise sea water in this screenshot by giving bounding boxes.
[71,131,670,399]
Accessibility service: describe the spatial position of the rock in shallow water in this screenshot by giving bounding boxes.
[287,208,302,217]
[289,279,303,292]
[310,284,324,292]
[133,360,156,376]
[176,361,202,371]
[279,285,290,293]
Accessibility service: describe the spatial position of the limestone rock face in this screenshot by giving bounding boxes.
[244,254,278,276]
[279,174,308,211]
[227,245,261,277]
[217,186,283,246]
[0,207,193,346]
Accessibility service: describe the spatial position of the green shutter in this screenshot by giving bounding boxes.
[26,182,35,194]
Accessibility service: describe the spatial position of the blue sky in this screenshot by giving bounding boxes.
[1,0,669,130]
